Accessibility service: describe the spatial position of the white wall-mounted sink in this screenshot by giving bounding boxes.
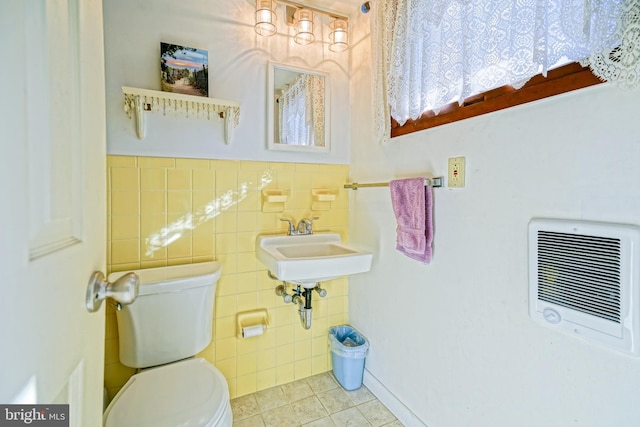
[256,233,373,287]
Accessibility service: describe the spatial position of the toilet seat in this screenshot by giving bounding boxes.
[104,358,232,427]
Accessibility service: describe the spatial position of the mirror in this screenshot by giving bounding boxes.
[267,62,330,152]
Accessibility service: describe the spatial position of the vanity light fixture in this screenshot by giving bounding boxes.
[253,0,349,52]
[254,0,277,37]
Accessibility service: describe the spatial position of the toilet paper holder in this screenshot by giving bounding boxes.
[236,309,270,339]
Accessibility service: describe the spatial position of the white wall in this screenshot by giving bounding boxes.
[349,11,640,427]
[103,0,350,164]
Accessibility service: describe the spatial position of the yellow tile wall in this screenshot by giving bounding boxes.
[104,155,350,401]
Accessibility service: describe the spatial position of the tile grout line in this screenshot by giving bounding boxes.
[231,372,403,427]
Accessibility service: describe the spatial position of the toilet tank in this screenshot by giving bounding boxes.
[110,262,222,368]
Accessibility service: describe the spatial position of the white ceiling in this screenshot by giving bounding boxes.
[297,0,364,17]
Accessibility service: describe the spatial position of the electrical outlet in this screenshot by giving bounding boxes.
[448,156,466,188]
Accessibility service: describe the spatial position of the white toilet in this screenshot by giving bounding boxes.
[103,262,232,427]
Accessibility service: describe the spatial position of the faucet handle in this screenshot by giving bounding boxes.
[307,216,320,229]
[280,217,296,235]
[297,217,319,234]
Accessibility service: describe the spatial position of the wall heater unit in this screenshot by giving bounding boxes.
[529,219,640,356]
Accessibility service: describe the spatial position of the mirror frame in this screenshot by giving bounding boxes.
[267,61,331,153]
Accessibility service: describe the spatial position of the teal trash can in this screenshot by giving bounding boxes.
[329,325,369,390]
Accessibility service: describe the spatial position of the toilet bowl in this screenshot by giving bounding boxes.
[104,358,231,427]
[103,262,232,427]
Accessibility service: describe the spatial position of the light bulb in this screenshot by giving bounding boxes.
[255,0,277,37]
[294,9,315,45]
[329,18,349,52]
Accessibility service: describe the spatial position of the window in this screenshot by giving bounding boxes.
[371,0,638,142]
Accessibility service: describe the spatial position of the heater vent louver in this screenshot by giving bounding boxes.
[529,219,640,356]
[537,230,621,323]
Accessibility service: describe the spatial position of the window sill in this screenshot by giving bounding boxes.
[390,63,603,138]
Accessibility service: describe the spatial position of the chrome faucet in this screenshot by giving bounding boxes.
[280,217,318,235]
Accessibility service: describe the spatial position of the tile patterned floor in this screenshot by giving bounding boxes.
[231,372,404,427]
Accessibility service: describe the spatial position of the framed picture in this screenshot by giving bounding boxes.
[160,42,209,97]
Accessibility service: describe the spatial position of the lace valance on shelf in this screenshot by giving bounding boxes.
[122,86,241,143]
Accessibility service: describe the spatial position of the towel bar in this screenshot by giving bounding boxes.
[344,176,444,190]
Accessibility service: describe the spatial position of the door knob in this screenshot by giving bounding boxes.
[85,271,139,313]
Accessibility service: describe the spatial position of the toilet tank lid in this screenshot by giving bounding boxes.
[108,262,222,295]
[104,358,229,427]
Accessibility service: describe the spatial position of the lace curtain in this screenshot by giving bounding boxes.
[372,0,640,143]
[278,74,325,146]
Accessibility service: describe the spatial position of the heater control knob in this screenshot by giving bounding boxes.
[543,308,561,324]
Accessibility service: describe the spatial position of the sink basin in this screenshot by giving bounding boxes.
[255,233,373,287]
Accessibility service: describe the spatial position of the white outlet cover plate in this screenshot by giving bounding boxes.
[448,156,465,188]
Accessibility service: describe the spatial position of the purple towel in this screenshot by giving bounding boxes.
[389,177,433,263]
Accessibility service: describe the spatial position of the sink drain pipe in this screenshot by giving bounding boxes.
[297,288,313,329]
[292,286,312,329]
[271,273,326,330]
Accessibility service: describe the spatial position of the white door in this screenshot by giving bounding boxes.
[0,0,107,425]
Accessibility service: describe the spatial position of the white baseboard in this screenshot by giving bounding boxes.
[363,369,428,427]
